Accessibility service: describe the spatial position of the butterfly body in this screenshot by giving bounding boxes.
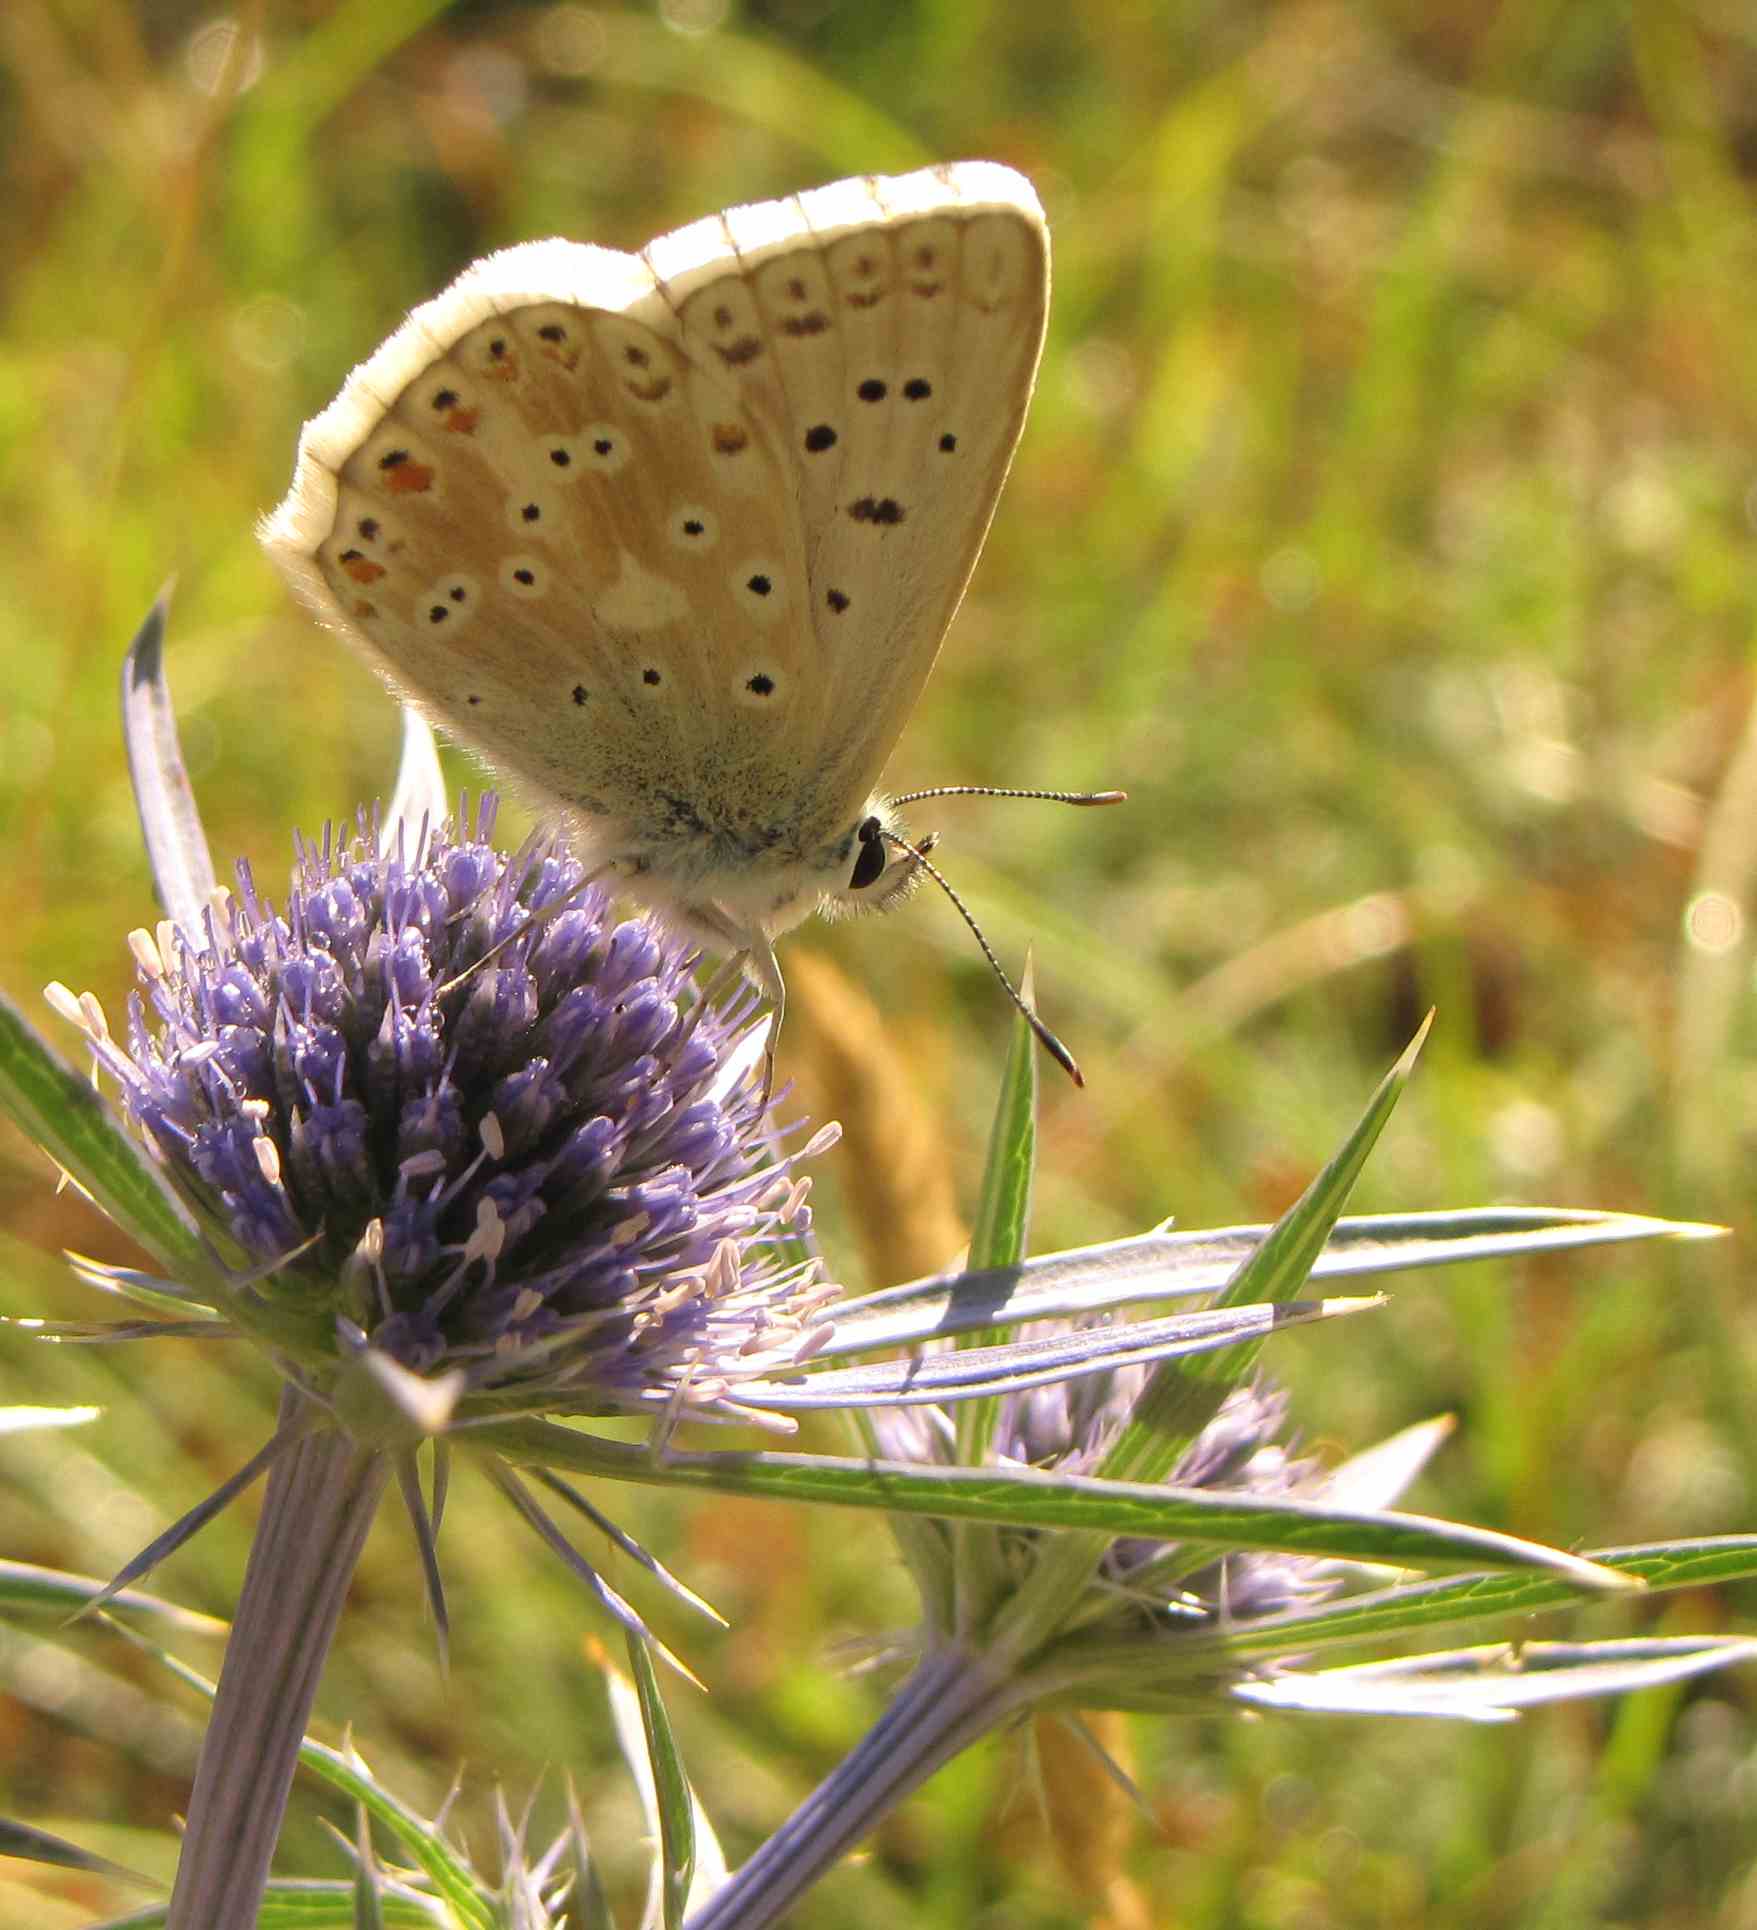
[264,161,1052,1019]
[596,793,917,958]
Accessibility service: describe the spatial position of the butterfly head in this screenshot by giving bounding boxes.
[820,803,934,922]
[614,793,928,961]
[653,784,1122,1090]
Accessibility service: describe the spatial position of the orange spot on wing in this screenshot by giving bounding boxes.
[384,462,435,494]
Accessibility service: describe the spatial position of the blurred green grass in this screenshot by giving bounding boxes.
[4,1,1757,1923]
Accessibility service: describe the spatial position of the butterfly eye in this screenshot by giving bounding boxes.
[848,817,887,890]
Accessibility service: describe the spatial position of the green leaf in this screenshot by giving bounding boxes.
[0,989,209,1280]
[480,1419,1629,1587]
[953,1000,1040,1617]
[966,997,1038,1275]
[605,1644,725,1924]
[91,1888,452,1928]
[1180,1534,1757,1665]
[348,1802,386,1929]
[0,1558,228,1635]
[1219,1018,1432,1321]
[1098,1021,1431,1502]
[627,1632,695,1930]
[0,1817,155,1888]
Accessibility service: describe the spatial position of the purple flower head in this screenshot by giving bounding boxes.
[69,797,836,1425]
[998,1359,1328,1618]
[873,1335,1336,1635]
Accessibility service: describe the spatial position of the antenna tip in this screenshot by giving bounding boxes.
[1079,790,1128,806]
[1034,1016,1086,1087]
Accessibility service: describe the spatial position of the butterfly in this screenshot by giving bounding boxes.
[261,161,1119,1080]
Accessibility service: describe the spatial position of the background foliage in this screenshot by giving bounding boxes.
[4,1,1757,1923]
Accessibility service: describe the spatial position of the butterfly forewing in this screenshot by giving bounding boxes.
[263,162,1048,881]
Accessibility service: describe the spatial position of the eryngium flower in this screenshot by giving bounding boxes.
[686,1355,1391,1930]
[62,797,835,1423]
[875,1362,1339,1646]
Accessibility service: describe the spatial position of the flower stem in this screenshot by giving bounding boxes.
[167,1392,390,1930]
[685,1643,1020,1930]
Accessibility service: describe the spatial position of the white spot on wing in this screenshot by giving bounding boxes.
[594,550,688,630]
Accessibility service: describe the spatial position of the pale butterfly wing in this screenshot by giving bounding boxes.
[263,236,810,866]
[650,163,1048,819]
[261,161,1048,940]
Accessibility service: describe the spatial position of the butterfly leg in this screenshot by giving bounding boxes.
[434,861,612,999]
[742,939,787,1107]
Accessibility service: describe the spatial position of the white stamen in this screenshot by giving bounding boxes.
[479,1111,505,1160]
[649,1279,697,1316]
[611,1211,652,1247]
[708,1400,800,1436]
[465,1196,505,1263]
[44,982,87,1029]
[128,928,166,979]
[792,1322,836,1362]
[253,1136,283,1184]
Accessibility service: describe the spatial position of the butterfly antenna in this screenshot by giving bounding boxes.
[889,785,1127,809]
[880,828,1086,1087]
